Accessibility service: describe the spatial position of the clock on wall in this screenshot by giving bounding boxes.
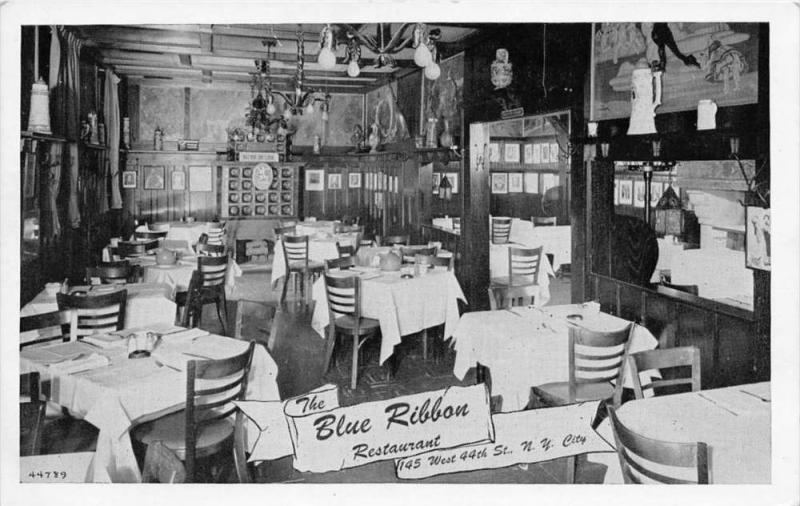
[252,162,274,191]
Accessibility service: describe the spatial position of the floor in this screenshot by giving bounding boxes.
[36,262,608,483]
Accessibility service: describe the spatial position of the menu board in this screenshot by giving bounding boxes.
[220,163,298,219]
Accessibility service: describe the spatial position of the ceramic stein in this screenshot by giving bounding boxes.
[697,99,717,130]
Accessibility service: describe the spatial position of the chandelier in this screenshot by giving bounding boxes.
[271,26,329,120]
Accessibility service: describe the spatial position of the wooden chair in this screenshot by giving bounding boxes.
[358,234,375,249]
[322,273,381,389]
[336,242,356,258]
[195,243,227,257]
[20,372,46,457]
[86,261,131,285]
[196,255,230,334]
[20,309,78,347]
[56,290,128,338]
[532,216,558,226]
[627,346,701,399]
[606,405,709,484]
[379,234,410,247]
[112,240,159,259]
[487,285,538,310]
[134,230,168,241]
[206,222,226,245]
[133,341,256,483]
[326,255,356,271]
[491,217,512,244]
[280,235,324,304]
[531,323,633,483]
[489,246,544,305]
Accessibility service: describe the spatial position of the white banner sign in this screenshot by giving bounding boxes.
[285,384,494,473]
[235,383,340,462]
[395,401,613,479]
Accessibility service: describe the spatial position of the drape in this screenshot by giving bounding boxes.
[104,70,122,209]
[44,26,62,238]
[62,28,82,228]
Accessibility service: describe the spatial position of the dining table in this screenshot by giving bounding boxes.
[271,231,359,286]
[294,220,339,236]
[506,218,572,271]
[19,323,280,482]
[449,303,659,412]
[20,283,177,340]
[139,253,242,295]
[311,267,466,365]
[489,243,555,306]
[588,382,771,484]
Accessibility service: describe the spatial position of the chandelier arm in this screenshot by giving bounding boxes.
[272,90,292,103]
[339,25,377,51]
[384,23,414,52]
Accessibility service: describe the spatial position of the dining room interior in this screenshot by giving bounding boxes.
[8,9,796,498]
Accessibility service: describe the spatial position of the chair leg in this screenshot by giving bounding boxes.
[324,326,337,373]
[216,297,227,336]
[351,334,359,390]
[234,300,244,340]
[422,328,428,361]
[280,274,289,304]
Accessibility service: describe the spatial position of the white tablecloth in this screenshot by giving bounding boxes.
[507,219,571,271]
[20,328,280,482]
[490,244,555,306]
[311,269,467,364]
[141,256,242,295]
[450,304,659,412]
[589,382,771,484]
[163,222,209,246]
[20,283,177,331]
[295,220,339,236]
[271,232,358,285]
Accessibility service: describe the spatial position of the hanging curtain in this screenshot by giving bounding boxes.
[42,26,62,237]
[61,28,82,228]
[104,70,122,209]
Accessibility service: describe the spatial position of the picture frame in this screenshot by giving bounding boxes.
[305,169,324,191]
[171,170,186,191]
[445,172,459,194]
[348,172,361,189]
[618,179,633,205]
[122,170,137,189]
[508,172,523,193]
[523,143,534,165]
[189,165,213,192]
[432,173,440,194]
[541,173,557,192]
[504,142,520,163]
[650,181,664,206]
[746,206,771,271]
[633,180,646,208]
[328,173,342,190]
[540,143,550,164]
[550,142,560,163]
[614,179,619,205]
[491,173,508,194]
[489,142,500,163]
[524,172,539,194]
[143,165,165,190]
[532,143,542,164]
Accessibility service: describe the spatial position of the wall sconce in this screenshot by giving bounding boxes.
[438,174,453,201]
[587,121,598,138]
[600,142,610,158]
[651,139,662,158]
[729,136,740,157]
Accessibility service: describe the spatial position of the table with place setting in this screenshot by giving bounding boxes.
[137,252,242,295]
[271,231,359,286]
[311,266,466,365]
[449,303,659,412]
[20,283,177,335]
[19,323,280,483]
[588,382,771,484]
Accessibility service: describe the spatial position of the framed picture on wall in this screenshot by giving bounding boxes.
[550,142,560,163]
[445,172,459,194]
[143,166,165,190]
[633,180,646,208]
[171,170,186,191]
[650,181,664,206]
[540,144,550,164]
[524,143,534,165]
[504,143,520,163]
[489,143,500,163]
[614,179,619,205]
[532,143,542,164]
[348,172,361,188]
[524,172,539,193]
[432,173,440,194]
[491,173,508,194]
[122,170,137,189]
[328,173,342,190]
[746,206,771,271]
[305,169,324,191]
[508,172,523,193]
[618,179,633,205]
[189,166,213,192]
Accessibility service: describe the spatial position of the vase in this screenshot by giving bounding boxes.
[439,119,453,148]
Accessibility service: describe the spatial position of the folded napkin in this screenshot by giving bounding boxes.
[49,353,110,375]
[83,334,128,350]
[160,328,209,346]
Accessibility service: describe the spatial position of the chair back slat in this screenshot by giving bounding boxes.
[508,246,543,280]
[400,246,437,262]
[20,310,78,347]
[491,217,512,244]
[205,223,226,245]
[379,234,410,247]
[184,341,255,482]
[134,230,169,241]
[197,255,228,287]
[195,243,226,257]
[274,226,296,241]
[532,216,557,226]
[336,242,356,258]
[282,235,310,265]
[326,256,356,272]
[56,290,127,337]
[627,347,701,399]
[487,284,538,310]
[86,262,131,285]
[568,324,632,402]
[324,273,361,319]
[607,405,709,484]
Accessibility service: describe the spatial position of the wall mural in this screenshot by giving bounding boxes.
[591,23,759,121]
[365,80,411,146]
[293,94,364,147]
[138,86,185,142]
